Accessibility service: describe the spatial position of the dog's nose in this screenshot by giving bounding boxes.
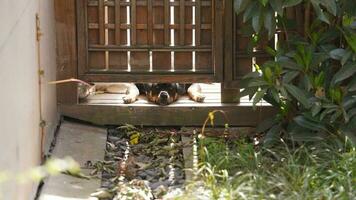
[158,91,169,99]
[158,91,169,105]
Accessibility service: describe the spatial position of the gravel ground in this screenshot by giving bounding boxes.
[90,125,187,199]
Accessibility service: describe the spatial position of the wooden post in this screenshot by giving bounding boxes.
[54,0,78,104]
[221,0,240,103]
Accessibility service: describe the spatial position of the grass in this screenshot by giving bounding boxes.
[167,137,356,200]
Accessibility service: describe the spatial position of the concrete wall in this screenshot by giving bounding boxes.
[0,0,58,199]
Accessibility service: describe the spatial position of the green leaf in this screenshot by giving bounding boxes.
[342,96,356,110]
[329,48,346,60]
[243,1,258,22]
[265,46,277,57]
[264,88,281,107]
[234,0,251,15]
[332,63,356,84]
[264,10,276,38]
[321,0,337,16]
[269,0,283,15]
[311,1,330,24]
[243,71,261,79]
[284,84,312,108]
[252,12,262,33]
[263,124,282,145]
[256,118,278,133]
[247,79,269,87]
[259,0,268,6]
[238,87,258,99]
[253,89,267,107]
[263,67,273,83]
[283,0,302,8]
[294,115,328,132]
[320,107,337,120]
[283,71,299,83]
[312,102,322,117]
[348,108,356,119]
[341,50,352,66]
[278,57,301,70]
[330,110,342,123]
[288,124,327,141]
[343,29,356,53]
[340,118,356,144]
[347,78,356,92]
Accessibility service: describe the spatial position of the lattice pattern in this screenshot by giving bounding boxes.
[84,0,213,73]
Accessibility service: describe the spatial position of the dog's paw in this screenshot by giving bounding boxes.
[123,96,136,104]
[195,94,205,102]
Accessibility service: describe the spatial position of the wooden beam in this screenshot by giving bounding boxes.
[59,104,276,126]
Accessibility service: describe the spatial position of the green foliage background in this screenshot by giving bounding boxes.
[235,0,356,145]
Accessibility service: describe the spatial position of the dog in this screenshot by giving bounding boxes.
[51,79,205,105]
[93,83,205,105]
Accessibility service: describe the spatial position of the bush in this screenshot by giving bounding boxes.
[235,0,356,144]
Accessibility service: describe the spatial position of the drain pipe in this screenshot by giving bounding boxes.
[35,12,46,162]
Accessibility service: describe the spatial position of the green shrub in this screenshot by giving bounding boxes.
[235,0,356,144]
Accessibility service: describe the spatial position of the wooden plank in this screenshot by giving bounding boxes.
[80,73,217,83]
[109,51,127,70]
[152,1,170,71]
[88,3,100,44]
[152,52,171,71]
[130,0,149,71]
[130,51,150,71]
[213,0,223,80]
[98,0,105,44]
[195,0,201,46]
[147,0,153,45]
[108,5,116,44]
[115,0,121,44]
[59,104,276,126]
[89,44,211,50]
[179,0,185,46]
[196,52,212,72]
[87,22,212,30]
[164,0,170,45]
[175,52,192,71]
[88,0,212,7]
[131,0,137,45]
[200,0,212,45]
[88,51,106,70]
[55,0,78,104]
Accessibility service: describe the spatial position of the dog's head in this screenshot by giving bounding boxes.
[146,83,183,105]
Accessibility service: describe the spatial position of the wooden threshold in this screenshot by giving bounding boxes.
[59,104,275,126]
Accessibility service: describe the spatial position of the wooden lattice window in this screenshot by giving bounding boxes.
[77,0,223,83]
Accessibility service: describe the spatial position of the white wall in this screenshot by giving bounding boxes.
[0,0,58,199]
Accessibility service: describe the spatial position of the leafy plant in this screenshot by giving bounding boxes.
[235,0,356,144]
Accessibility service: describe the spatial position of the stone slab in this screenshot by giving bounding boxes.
[38,121,107,200]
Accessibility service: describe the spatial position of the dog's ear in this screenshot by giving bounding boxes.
[136,83,151,94]
[177,83,186,95]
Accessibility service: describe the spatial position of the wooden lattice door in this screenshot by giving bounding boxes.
[77,0,224,83]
